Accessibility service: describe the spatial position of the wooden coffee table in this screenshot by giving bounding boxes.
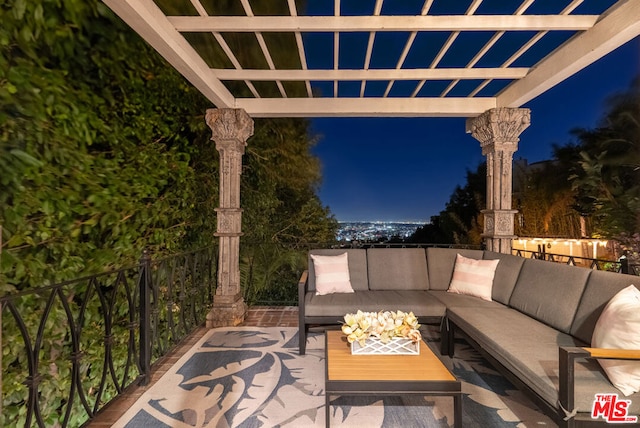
[325,330,462,427]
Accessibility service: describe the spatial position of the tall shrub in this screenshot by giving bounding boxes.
[0,0,214,292]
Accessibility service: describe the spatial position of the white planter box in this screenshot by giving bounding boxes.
[351,337,420,355]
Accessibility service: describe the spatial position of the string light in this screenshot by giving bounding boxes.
[512,237,609,259]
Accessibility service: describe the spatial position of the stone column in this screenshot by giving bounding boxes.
[466,107,530,254]
[205,108,254,327]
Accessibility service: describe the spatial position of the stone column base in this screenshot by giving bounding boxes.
[206,295,248,328]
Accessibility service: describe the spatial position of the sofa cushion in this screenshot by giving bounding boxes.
[304,290,445,318]
[509,259,590,333]
[571,269,638,344]
[447,306,587,410]
[426,247,485,291]
[428,290,505,309]
[310,253,354,295]
[308,249,368,292]
[447,302,640,415]
[447,306,640,414]
[483,251,525,305]
[367,248,429,290]
[591,285,640,396]
[447,253,499,301]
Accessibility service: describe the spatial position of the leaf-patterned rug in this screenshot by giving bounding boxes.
[113,327,556,427]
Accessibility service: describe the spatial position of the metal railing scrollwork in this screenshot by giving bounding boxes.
[0,246,216,427]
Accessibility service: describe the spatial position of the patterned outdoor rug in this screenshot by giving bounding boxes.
[113,327,557,427]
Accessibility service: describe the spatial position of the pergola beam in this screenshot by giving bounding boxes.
[235,97,496,118]
[168,15,598,33]
[103,0,235,108]
[213,68,529,81]
[498,0,640,108]
[102,0,638,118]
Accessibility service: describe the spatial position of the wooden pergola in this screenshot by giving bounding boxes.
[102,0,640,326]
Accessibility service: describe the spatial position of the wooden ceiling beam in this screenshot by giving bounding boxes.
[236,97,496,117]
[168,15,598,33]
[213,68,529,81]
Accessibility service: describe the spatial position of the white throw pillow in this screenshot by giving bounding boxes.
[310,253,354,296]
[591,284,640,396]
[447,253,499,301]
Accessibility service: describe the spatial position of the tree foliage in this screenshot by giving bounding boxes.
[409,163,485,245]
[241,118,338,303]
[570,77,640,246]
[514,154,587,238]
[0,0,217,293]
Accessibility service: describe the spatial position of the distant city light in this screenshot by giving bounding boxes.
[336,221,428,242]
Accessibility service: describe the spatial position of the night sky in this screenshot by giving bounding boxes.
[310,37,639,222]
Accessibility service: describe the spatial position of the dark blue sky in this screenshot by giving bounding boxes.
[310,37,639,222]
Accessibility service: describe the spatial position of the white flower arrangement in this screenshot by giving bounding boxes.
[341,310,422,346]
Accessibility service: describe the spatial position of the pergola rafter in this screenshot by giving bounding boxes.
[281,0,312,97]
[499,0,640,107]
[213,68,530,81]
[167,15,599,33]
[104,0,638,117]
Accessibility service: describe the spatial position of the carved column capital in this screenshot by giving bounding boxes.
[206,108,254,143]
[466,107,530,155]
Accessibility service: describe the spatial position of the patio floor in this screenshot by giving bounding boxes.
[88,306,299,427]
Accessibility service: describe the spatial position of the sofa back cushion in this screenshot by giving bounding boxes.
[571,270,638,344]
[483,251,525,305]
[308,249,368,292]
[367,248,429,290]
[509,258,590,333]
[426,247,485,290]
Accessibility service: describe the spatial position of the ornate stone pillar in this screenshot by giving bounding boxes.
[205,108,254,327]
[466,107,530,254]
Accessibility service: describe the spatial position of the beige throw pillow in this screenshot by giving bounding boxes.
[447,253,499,301]
[591,284,640,396]
[310,253,354,296]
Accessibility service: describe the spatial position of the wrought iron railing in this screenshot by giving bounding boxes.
[512,248,639,275]
[0,246,216,428]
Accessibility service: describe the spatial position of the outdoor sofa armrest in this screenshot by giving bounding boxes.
[297,270,309,295]
[559,346,640,426]
[297,270,309,321]
[297,270,310,355]
[581,348,640,360]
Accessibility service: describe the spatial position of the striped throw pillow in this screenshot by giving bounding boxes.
[310,253,354,296]
[447,253,499,301]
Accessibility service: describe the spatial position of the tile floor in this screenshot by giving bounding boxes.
[88,306,299,426]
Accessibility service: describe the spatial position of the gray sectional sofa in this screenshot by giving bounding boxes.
[297,246,640,427]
